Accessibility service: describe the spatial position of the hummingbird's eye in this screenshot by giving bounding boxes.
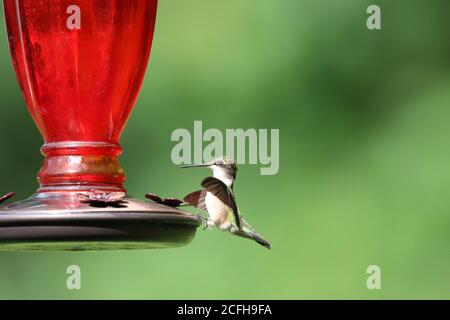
[215,160,225,166]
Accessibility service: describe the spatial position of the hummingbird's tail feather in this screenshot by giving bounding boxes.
[234,225,271,250]
[247,231,272,250]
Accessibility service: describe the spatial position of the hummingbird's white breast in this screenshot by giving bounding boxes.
[203,164,236,230]
[205,192,231,229]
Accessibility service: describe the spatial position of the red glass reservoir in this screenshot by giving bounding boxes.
[4,0,158,192]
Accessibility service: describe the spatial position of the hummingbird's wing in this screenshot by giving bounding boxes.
[183,190,207,211]
[201,177,241,230]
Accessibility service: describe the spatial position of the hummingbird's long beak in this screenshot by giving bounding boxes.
[179,163,210,169]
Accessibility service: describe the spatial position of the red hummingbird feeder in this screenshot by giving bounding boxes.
[0,0,200,250]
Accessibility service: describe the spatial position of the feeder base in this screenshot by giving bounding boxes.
[0,193,201,251]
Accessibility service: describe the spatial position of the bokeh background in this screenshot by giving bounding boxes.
[1,0,450,299]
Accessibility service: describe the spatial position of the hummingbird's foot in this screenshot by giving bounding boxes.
[195,213,209,230]
[204,219,216,230]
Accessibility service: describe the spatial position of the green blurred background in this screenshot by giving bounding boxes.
[1,0,450,299]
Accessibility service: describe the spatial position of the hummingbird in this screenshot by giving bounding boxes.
[181,157,271,250]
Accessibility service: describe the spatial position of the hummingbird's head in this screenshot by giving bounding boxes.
[180,157,238,185]
[210,157,237,180]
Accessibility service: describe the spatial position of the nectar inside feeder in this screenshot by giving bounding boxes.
[0,0,200,251]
